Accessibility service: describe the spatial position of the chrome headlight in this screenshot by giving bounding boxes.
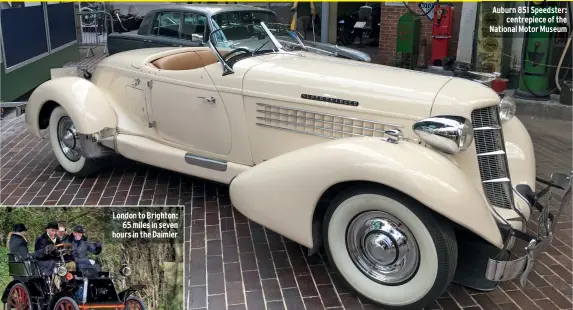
[412,116,474,154]
[120,265,132,276]
[499,95,516,122]
[56,266,68,277]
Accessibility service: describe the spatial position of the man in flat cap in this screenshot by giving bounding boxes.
[69,225,103,277]
[8,223,29,261]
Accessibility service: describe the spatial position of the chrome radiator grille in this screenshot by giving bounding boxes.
[255,103,401,139]
[471,106,514,209]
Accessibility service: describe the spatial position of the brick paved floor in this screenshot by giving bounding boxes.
[1,111,572,310]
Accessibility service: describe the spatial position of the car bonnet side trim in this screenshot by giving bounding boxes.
[256,103,403,128]
[255,103,404,140]
[185,153,228,171]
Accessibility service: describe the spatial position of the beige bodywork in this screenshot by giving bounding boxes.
[25,46,536,250]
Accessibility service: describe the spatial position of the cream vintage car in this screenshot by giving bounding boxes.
[24,22,572,309]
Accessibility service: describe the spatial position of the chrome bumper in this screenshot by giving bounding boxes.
[485,171,572,286]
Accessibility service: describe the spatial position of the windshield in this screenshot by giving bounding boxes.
[208,11,335,73]
[209,22,282,68]
[209,11,309,59]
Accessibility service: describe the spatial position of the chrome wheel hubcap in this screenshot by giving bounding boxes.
[346,211,420,285]
[57,116,81,162]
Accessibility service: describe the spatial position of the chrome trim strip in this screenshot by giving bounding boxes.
[208,39,234,76]
[512,186,531,225]
[184,153,227,172]
[474,125,502,130]
[477,150,506,156]
[256,103,404,128]
[482,178,511,183]
[261,22,286,51]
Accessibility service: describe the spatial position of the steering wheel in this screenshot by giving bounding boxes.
[53,243,73,256]
[223,48,252,62]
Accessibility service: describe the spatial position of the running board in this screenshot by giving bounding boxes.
[114,134,248,185]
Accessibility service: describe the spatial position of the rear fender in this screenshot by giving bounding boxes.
[118,285,146,302]
[229,137,503,249]
[25,77,117,138]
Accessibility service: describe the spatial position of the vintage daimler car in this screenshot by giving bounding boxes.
[24,22,572,309]
[2,243,146,310]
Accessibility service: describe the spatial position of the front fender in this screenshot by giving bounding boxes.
[1,280,23,303]
[230,137,503,249]
[25,77,117,138]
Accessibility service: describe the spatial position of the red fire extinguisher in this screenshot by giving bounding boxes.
[430,3,454,66]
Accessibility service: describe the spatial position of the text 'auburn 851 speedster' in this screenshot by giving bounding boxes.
[25,22,572,309]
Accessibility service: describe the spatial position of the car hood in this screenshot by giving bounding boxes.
[242,53,453,120]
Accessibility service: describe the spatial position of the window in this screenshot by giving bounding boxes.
[181,13,207,41]
[152,11,182,38]
[211,11,276,29]
[210,11,278,41]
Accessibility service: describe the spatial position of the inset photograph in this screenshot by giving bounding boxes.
[0,205,184,310]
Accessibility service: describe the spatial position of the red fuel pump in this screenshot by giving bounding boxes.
[430,3,454,66]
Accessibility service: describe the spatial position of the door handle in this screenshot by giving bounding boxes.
[198,96,216,103]
[143,39,152,43]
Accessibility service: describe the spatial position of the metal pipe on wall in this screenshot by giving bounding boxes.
[321,2,329,43]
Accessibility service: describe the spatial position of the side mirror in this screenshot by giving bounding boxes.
[550,172,572,190]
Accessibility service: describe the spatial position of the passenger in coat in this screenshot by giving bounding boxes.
[68,225,103,274]
[57,221,70,241]
[8,223,29,261]
[33,222,62,276]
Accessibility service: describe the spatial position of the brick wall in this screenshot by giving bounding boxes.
[377,2,462,66]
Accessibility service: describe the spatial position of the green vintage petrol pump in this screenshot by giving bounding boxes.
[394,12,421,69]
[514,1,558,100]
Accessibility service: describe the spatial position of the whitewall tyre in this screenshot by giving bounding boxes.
[322,186,458,310]
[49,106,106,178]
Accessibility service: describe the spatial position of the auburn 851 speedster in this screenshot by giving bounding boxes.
[25,22,572,309]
